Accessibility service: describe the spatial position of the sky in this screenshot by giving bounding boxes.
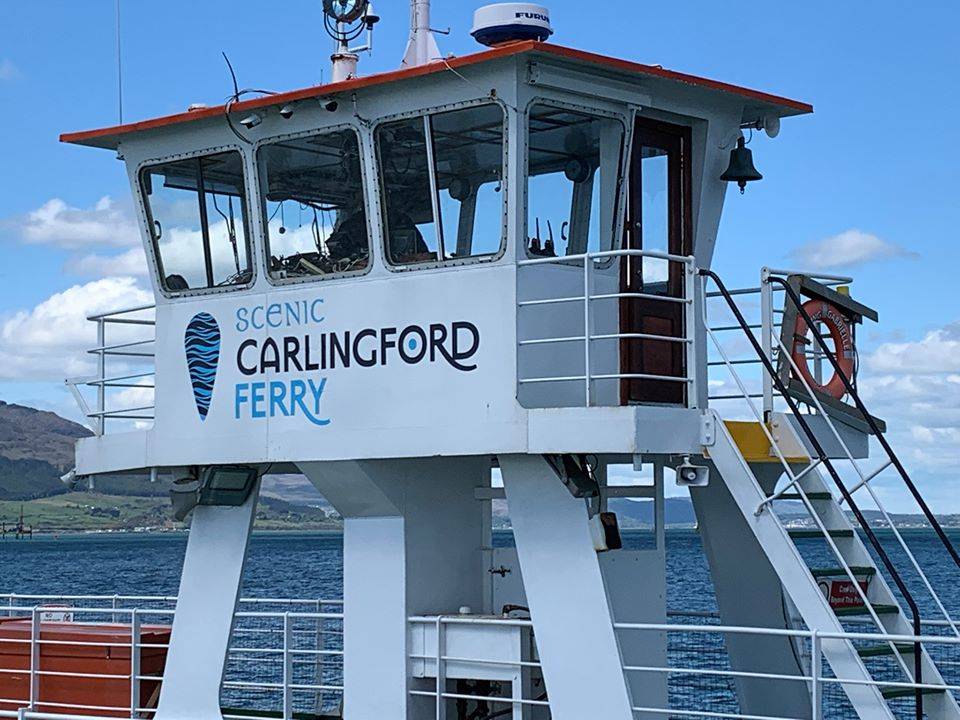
[0,1,958,511]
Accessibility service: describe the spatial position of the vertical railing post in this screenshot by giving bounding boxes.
[760,267,775,418]
[314,600,325,716]
[112,594,120,624]
[283,612,293,720]
[811,628,822,720]
[684,259,698,409]
[130,609,141,719]
[583,255,592,407]
[96,318,106,435]
[28,607,40,711]
[435,617,446,720]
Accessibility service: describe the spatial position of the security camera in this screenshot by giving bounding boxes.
[322,99,339,113]
[60,468,78,489]
[279,104,295,119]
[169,473,201,521]
[676,456,710,488]
[239,113,263,129]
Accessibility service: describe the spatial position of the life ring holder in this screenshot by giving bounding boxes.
[791,299,855,400]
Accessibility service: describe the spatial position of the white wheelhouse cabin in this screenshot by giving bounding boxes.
[46,32,960,720]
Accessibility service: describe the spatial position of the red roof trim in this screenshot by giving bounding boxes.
[60,42,811,146]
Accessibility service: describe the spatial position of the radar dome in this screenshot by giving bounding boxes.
[471,3,553,47]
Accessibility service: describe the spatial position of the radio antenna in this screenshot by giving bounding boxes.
[115,0,123,125]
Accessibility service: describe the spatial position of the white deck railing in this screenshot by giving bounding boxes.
[3,594,960,720]
[0,595,343,720]
[65,305,157,436]
[410,613,960,720]
[517,248,699,408]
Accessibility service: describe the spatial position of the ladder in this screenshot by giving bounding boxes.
[702,269,960,720]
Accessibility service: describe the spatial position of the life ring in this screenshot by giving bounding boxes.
[791,300,855,400]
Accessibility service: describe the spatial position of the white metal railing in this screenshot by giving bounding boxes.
[408,614,960,719]
[65,305,156,436]
[716,268,960,641]
[517,248,699,408]
[705,267,853,408]
[703,266,960,713]
[0,595,343,720]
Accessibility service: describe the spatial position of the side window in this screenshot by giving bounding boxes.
[258,129,370,281]
[141,151,252,293]
[376,104,506,267]
[526,105,624,258]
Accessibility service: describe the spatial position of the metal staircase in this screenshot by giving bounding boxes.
[701,269,960,719]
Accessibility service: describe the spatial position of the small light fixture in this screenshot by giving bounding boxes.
[239,113,263,129]
[279,104,295,119]
[720,135,763,194]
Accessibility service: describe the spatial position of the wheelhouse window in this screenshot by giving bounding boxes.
[526,105,624,258]
[376,103,506,267]
[258,128,370,281]
[141,151,252,293]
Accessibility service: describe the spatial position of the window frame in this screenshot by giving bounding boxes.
[136,144,257,299]
[522,98,629,265]
[253,123,375,287]
[373,98,510,273]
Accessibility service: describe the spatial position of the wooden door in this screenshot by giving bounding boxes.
[620,119,692,405]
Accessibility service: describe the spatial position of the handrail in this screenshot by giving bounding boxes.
[769,276,960,575]
[517,247,698,408]
[701,268,925,720]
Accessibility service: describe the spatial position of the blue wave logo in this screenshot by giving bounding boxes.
[184,312,221,421]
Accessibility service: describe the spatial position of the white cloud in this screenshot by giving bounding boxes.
[788,229,917,270]
[19,196,140,249]
[864,321,960,375]
[0,277,152,381]
[72,246,149,277]
[854,320,960,485]
[0,59,20,81]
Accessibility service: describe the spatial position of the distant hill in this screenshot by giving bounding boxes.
[0,401,94,500]
[0,401,168,500]
[0,400,91,468]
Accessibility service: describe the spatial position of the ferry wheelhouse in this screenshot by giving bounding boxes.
[4,3,959,720]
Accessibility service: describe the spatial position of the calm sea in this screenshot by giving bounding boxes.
[3,529,960,618]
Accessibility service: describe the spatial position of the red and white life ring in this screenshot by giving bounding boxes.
[791,300,855,400]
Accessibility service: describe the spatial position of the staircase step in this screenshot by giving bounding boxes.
[778,492,833,501]
[788,528,855,539]
[810,566,876,579]
[857,642,915,658]
[834,603,900,617]
[881,686,944,700]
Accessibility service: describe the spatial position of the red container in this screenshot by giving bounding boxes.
[0,617,171,717]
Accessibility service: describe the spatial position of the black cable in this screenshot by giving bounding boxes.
[221,51,278,145]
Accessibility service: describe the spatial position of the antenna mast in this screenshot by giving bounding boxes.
[402,0,441,67]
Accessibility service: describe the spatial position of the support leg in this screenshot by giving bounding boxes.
[155,483,260,720]
[499,455,633,720]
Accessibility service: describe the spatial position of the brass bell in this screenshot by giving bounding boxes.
[720,136,763,193]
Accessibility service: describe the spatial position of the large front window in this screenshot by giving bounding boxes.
[258,128,370,281]
[376,103,506,267]
[141,151,252,293]
[526,105,625,258]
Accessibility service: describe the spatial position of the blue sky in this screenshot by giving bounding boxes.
[0,1,958,510]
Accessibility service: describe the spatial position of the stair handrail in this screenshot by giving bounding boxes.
[702,268,926,720]
[768,275,960,576]
[770,304,960,641]
[706,304,916,682]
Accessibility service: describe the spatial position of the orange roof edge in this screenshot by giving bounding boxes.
[61,42,812,148]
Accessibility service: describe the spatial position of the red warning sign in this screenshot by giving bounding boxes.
[819,578,869,610]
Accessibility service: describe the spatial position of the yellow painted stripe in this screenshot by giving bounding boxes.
[716,420,809,464]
